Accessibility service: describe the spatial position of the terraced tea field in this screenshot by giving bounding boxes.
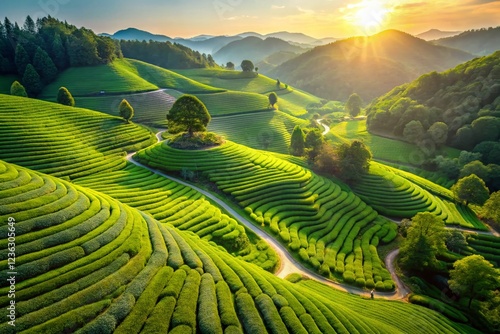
[75,163,279,271]
[135,140,399,291]
[196,91,270,116]
[209,111,308,154]
[0,94,155,179]
[352,163,487,230]
[463,233,500,267]
[0,160,480,333]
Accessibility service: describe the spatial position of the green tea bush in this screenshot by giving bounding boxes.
[235,293,267,334]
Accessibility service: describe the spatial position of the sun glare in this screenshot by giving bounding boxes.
[349,0,391,33]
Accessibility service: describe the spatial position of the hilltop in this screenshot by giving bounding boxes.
[270,29,474,101]
[433,26,500,56]
[417,29,462,41]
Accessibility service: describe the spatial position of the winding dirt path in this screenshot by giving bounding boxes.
[125,131,410,300]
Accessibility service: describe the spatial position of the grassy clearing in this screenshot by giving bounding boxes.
[0,94,155,179]
[208,111,308,154]
[135,140,399,290]
[0,75,18,94]
[352,162,487,230]
[0,160,478,333]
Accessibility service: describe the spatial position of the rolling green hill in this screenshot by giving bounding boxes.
[270,29,474,101]
[0,94,155,179]
[0,160,481,333]
[135,140,399,290]
[433,26,500,56]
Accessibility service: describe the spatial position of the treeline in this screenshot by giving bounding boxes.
[120,40,218,69]
[0,16,121,95]
[367,51,500,153]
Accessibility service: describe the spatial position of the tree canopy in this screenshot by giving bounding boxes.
[57,87,75,107]
[452,174,490,206]
[449,255,499,308]
[167,95,211,136]
[241,60,254,72]
[290,125,305,156]
[268,92,278,109]
[483,191,500,224]
[399,212,446,272]
[22,64,42,96]
[335,140,372,183]
[345,93,362,117]
[119,99,134,123]
[10,81,27,97]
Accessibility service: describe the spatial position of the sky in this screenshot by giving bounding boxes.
[2,0,500,39]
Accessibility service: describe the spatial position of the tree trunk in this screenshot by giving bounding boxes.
[188,127,193,137]
[468,296,473,309]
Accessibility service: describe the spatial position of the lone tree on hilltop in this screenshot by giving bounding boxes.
[226,62,235,70]
[449,255,499,308]
[10,81,27,97]
[57,87,75,106]
[336,140,372,183]
[290,125,305,156]
[268,92,278,109]
[119,99,134,123]
[345,93,362,117]
[452,174,489,206]
[399,212,447,272]
[167,95,211,137]
[241,60,254,72]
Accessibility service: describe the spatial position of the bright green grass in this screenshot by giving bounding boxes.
[352,162,487,230]
[0,160,479,334]
[196,91,270,116]
[40,59,158,97]
[0,75,18,94]
[0,94,155,179]
[276,89,323,117]
[74,89,176,127]
[208,110,308,154]
[328,120,461,165]
[135,140,399,290]
[75,163,279,271]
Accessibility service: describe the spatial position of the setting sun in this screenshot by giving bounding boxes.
[348,0,391,33]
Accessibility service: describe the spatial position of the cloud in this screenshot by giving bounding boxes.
[271,5,285,9]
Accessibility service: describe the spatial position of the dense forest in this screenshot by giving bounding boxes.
[367,51,500,190]
[0,16,216,96]
[433,26,500,56]
[120,40,218,70]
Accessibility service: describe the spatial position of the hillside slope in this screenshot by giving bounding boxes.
[270,30,474,101]
[433,26,500,56]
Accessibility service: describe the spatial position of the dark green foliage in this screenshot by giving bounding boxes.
[15,43,30,76]
[427,122,448,146]
[335,140,372,183]
[22,64,42,96]
[119,99,134,123]
[235,293,267,334]
[304,128,324,160]
[452,174,490,206]
[460,160,490,182]
[403,120,424,144]
[10,80,27,97]
[290,125,305,156]
[345,93,362,117]
[268,92,278,109]
[226,62,235,70]
[120,40,217,69]
[167,94,211,136]
[198,274,223,334]
[241,60,254,72]
[51,33,68,70]
[33,47,58,83]
[449,255,499,308]
[57,86,75,106]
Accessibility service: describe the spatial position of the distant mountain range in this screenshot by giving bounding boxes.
[269,30,475,101]
[101,28,335,57]
[416,29,462,41]
[432,26,500,56]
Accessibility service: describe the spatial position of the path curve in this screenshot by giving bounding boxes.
[317,119,330,136]
[126,132,407,299]
[385,249,411,298]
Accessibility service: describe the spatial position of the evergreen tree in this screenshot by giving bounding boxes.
[57,87,75,107]
[15,43,30,76]
[119,99,134,123]
[22,64,43,96]
[33,47,58,83]
[23,15,36,35]
[10,81,27,97]
[290,125,305,156]
[51,33,67,70]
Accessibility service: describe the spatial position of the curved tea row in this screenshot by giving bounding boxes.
[0,160,476,333]
[75,163,279,271]
[135,141,398,291]
[0,95,155,180]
